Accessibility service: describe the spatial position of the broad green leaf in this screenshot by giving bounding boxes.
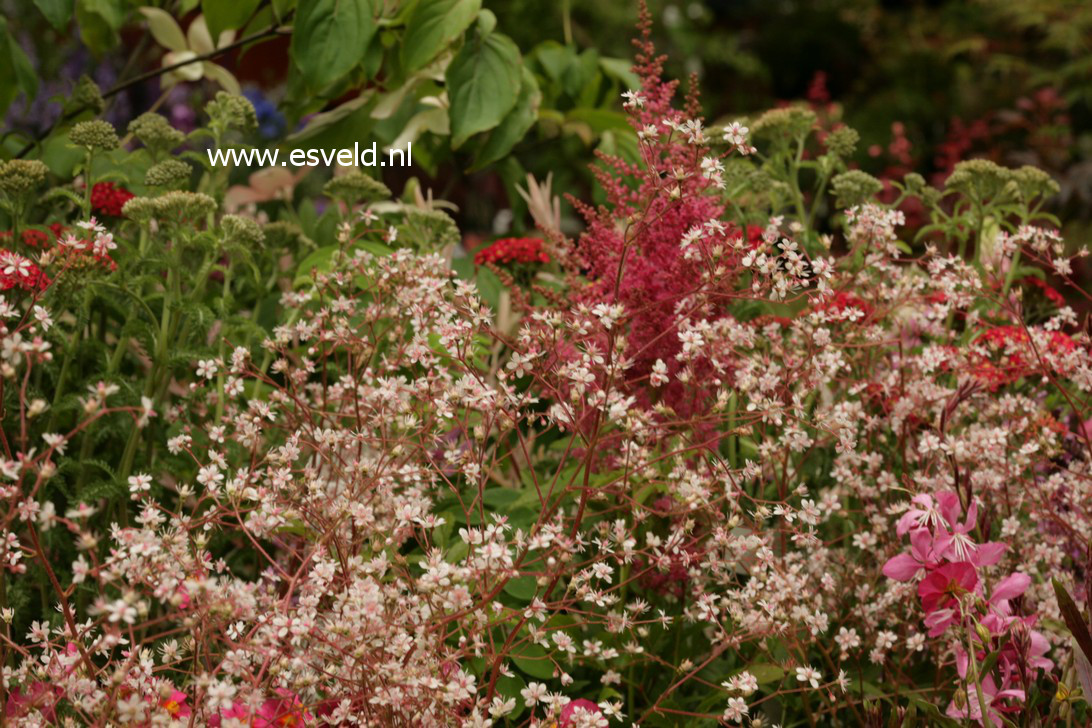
[533,40,575,83]
[482,488,522,508]
[740,663,784,684]
[33,0,74,30]
[288,93,375,148]
[512,643,555,679]
[202,0,260,40]
[475,8,495,34]
[139,7,188,52]
[445,29,521,148]
[290,0,375,91]
[401,0,480,72]
[599,56,640,90]
[474,265,502,310]
[76,0,124,55]
[471,66,540,170]
[1053,579,1092,665]
[564,107,630,134]
[502,575,538,601]
[293,245,339,288]
[0,20,37,116]
[271,0,296,22]
[495,675,527,721]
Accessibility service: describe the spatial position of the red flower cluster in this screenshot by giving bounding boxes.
[473,237,549,266]
[0,223,65,249]
[971,324,1077,388]
[1020,275,1065,307]
[90,182,134,217]
[0,250,50,292]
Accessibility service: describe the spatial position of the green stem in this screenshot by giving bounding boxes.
[46,326,82,431]
[964,621,994,728]
[215,264,232,423]
[83,151,94,217]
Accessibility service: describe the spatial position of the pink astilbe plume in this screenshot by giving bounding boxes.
[561,1,750,418]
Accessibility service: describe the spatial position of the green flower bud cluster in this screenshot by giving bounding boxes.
[205,92,258,136]
[221,214,265,247]
[0,160,50,197]
[145,159,192,190]
[830,170,884,209]
[1010,165,1060,202]
[70,76,105,115]
[945,160,1059,207]
[69,120,119,151]
[750,107,817,142]
[402,208,460,252]
[944,159,1012,203]
[123,191,217,223]
[263,221,302,249]
[902,172,926,194]
[128,113,185,156]
[825,126,859,158]
[324,172,391,206]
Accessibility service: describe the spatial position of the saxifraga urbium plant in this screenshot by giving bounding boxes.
[2,7,1092,728]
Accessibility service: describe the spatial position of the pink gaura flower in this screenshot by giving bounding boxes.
[883,527,951,581]
[918,562,978,636]
[896,492,952,536]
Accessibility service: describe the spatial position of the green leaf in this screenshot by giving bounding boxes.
[271,0,296,22]
[287,92,375,148]
[474,265,502,310]
[495,675,527,721]
[471,66,539,170]
[139,8,188,53]
[1053,579,1092,664]
[293,245,339,288]
[401,0,480,72]
[202,0,260,40]
[445,29,521,148]
[76,0,124,55]
[290,0,376,91]
[512,643,555,679]
[598,56,640,90]
[33,0,73,30]
[533,40,575,83]
[502,575,538,601]
[475,8,495,35]
[0,19,37,116]
[741,663,784,684]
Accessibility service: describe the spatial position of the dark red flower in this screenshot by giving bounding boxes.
[473,237,549,266]
[1021,275,1065,307]
[90,182,135,217]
